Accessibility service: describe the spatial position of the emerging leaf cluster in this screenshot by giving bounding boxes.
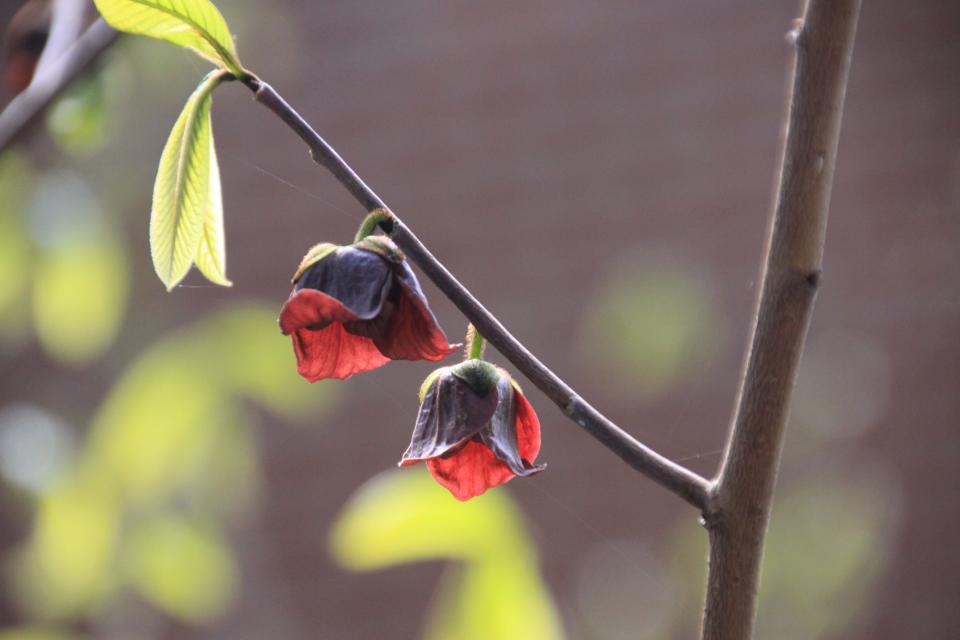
[94,0,245,289]
[150,70,229,289]
[94,0,242,74]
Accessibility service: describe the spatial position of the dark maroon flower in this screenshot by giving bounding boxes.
[279,237,457,381]
[400,360,545,501]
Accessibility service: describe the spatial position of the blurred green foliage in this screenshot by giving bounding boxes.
[668,471,894,640]
[7,305,333,625]
[31,227,128,365]
[579,257,720,404]
[0,154,34,342]
[0,629,78,640]
[0,154,129,366]
[46,75,111,155]
[0,32,340,629]
[330,469,565,640]
[125,515,236,622]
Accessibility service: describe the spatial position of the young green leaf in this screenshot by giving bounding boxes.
[193,134,231,286]
[93,0,242,74]
[150,70,226,291]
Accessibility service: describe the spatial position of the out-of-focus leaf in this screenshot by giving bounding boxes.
[14,303,334,625]
[125,516,236,622]
[13,473,119,619]
[191,412,260,520]
[198,305,331,418]
[668,472,896,640]
[423,561,564,640]
[150,70,226,291]
[46,75,109,155]
[32,233,128,365]
[330,469,529,566]
[85,338,222,505]
[86,304,333,505]
[0,154,32,341]
[193,134,230,286]
[331,470,564,640]
[755,476,895,639]
[93,0,242,74]
[580,260,717,404]
[0,628,79,640]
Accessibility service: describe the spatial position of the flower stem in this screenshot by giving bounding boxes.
[354,208,395,242]
[465,324,486,360]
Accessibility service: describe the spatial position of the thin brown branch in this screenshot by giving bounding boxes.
[245,77,712,511]
[0,18,118,152]
[701,1,861,638]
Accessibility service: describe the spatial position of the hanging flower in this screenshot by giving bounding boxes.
[279,236,457,381]
[400,360,546,500]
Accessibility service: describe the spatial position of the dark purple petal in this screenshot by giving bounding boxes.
[400,372,498,464]
[478,378,546,477]
[295,246,392,320]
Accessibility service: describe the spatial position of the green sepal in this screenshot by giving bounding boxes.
[418,366,450,404]
[450,360,501,398]
[465,324,486,360]
[499,367,523,395]
[354,235,405,266]
[292,242,339,283]
[354,207,395,243]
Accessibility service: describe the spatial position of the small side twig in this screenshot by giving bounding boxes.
[0,18,118,152]
[33,0,89,79]
[247,77,712,511]
[700,1,862,638]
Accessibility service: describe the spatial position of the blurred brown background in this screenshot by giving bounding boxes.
[1,0,958,638]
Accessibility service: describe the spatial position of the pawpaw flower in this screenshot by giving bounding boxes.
[279,236,457,381]
[400,360,546,500]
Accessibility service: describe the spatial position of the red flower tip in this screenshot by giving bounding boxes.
[400,362,545,500]
[279,239,457,381]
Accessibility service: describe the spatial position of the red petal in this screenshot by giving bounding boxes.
[280,289,389,380]
[425,441,516,501]
[375,286,457,362]
[514,391,542,464]
[279,289,363,335]
[291,322,390,381]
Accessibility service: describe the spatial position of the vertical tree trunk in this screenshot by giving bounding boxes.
[700,1,862,638]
